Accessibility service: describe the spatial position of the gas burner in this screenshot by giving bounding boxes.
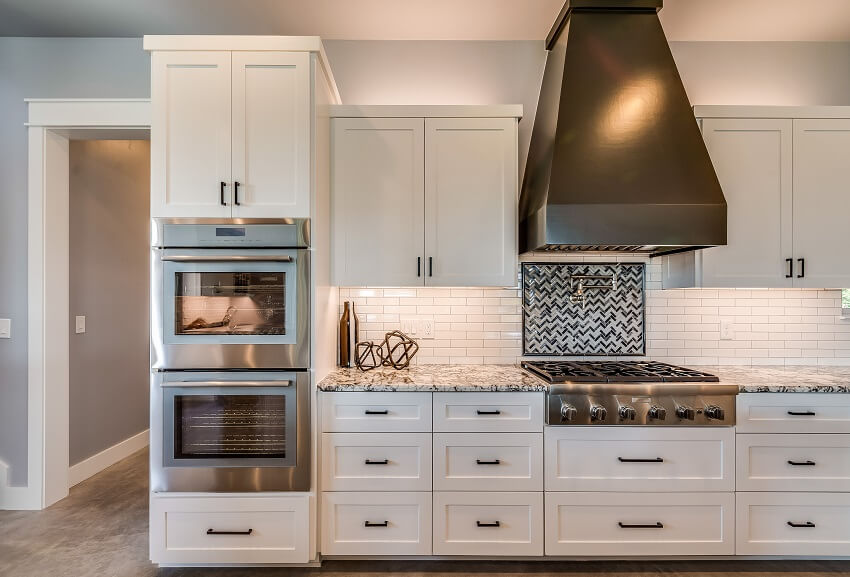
[522,360,719,383]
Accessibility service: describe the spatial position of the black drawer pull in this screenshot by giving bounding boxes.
[207,528,252,536]
[787,521,816,528]
[788,460,816,466]
[476,409,501,415]
[364,409,389,415]
[787,410,816,416]
[618,522,664,529]
[220,181,227,206]
[364,459,389,465]
[618,457,664,463]
[476,521,501,528]
[476,459,501,465]
[364,521,389,528]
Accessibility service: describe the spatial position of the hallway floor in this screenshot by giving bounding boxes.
[2,449,850,576]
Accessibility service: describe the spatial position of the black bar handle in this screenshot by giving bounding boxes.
[476,521,501,528]
[786,258,793,278]
[797,258,805,278]
[476,459,501,465]
[207,528,252,535]
[364,521,389,527]
[618,457,664,463]
[788,460,816,466]
[234,181,241,205]
[220,181,227,206]
[787,410,816,416]
[365,459,389,465]
[618,522,664,529]
[787,521,816,528]
[429,256,433,277]
[417,257,421,277]
[364,409,389,415]
[476,409,501,415]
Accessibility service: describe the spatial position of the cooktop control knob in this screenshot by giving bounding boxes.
[675,405,696,420]
[648,405,667,421]
[590,405,608,422]
[560,402,578,422]
[618,405,636,421]
[705,405,725,420]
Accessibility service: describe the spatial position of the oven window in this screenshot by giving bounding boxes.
[174,394,286,459]
[174,271,286,336]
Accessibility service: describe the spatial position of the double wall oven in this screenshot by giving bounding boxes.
[151,218,310,492]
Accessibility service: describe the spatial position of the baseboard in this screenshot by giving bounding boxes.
[69,429,149,487]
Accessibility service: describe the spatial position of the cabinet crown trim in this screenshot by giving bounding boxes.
[143,35,324,52]
[694,105,850,119]
[330,104,523,119]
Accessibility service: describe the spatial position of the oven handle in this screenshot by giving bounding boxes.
[161,380,293,388]
[160,255,293,263]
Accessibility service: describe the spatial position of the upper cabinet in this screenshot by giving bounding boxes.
[665,107,850,289]
[146,37,340,219]
[331,106,521,287]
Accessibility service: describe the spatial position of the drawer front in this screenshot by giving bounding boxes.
[433,392,544,432]
[737,393,850,433]
[321,433,431,491]
[433,433,543,492]
[150,495,310,564]
[545,492,735,556]
[737,492,850,556]
[545,427,734,492]
[433,491,543,556]
[321,492,431,556]
[737,434,850,492]
[321,392,432,432]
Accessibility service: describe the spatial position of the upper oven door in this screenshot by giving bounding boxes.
[152,248,310,370]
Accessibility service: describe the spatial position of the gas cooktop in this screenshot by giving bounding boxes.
[522,360,719,383]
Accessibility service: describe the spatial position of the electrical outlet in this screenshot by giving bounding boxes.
[420,319,434,338]
[720,318,734,340]
[0,318,10,339]
[75,315,86,334]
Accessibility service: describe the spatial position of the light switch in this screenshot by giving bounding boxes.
[75,316,86,334]
[0,318,9,339]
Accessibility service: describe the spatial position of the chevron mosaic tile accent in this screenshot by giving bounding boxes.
[522,263,645,356]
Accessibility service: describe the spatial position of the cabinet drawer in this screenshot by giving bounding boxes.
[433,392,544,432]
[737,394,850,433]
[150,495,310,564]
[737,492,850,556]
[545,427,734,492]
[321,392,432,432]
[321,492,431,556]
[433,433,542,491]
[737,434,850,492]
[321,433,431,491]
[433,491,543,556]
[545,492,735,556]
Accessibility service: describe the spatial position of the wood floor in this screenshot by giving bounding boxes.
[2,449,850,576]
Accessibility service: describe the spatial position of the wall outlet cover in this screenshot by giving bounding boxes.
[720,318,734,340]
[0,318,9,339]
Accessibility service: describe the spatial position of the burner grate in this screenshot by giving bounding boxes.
[523,360,719,383]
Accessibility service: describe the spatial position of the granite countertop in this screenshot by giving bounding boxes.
[317,364,547,392]
[707,366,850,393]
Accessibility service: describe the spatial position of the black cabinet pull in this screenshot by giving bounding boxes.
[476,459,501,465]
[786,258,793,278]
[787,410,816,416]
[429,256,433,277]
[476,521,501,528]
[364,409,389,415]
[797,258,805,278]
[364,521,389,527]
[207,528,252,535]
[234,181,241,205]
[618,457,664,463]
[476,409,501,415]
[787,521,816,528]
[618,522,663,529]
[788,460,816,466]
[220,181,227,206]
[417,257,421,277]
[365,459,389,465]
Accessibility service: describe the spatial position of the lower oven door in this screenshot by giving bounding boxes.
[151,371,310,492]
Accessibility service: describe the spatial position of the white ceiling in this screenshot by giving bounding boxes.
[2,0,850,41]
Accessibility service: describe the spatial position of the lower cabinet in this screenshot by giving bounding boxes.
[150,494,311,564]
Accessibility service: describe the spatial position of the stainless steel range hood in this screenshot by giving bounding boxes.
[519,0,726,257]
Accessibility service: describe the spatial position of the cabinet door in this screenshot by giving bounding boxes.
[231,52,311,218]
[151,51,232,217]
[332,118,425,286]
[792,119,850,288]
[699,118,793,287]
[424,118,518,287]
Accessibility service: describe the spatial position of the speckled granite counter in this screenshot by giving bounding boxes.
[705,366,850,393]
[317,364,547,392]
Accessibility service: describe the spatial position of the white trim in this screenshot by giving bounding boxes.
[329,104,523,118]
[69,430,149,487]
[26,99,151,127]
[143,35,323,52]
[694,105,850,119]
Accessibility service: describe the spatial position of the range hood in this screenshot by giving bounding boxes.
[519,0,726,257]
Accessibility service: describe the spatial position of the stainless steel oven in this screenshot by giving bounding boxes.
[150,370,310,492]
[151,218,309,370]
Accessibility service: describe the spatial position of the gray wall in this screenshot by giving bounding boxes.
[68,140,150,466]
[3,36,850,486]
